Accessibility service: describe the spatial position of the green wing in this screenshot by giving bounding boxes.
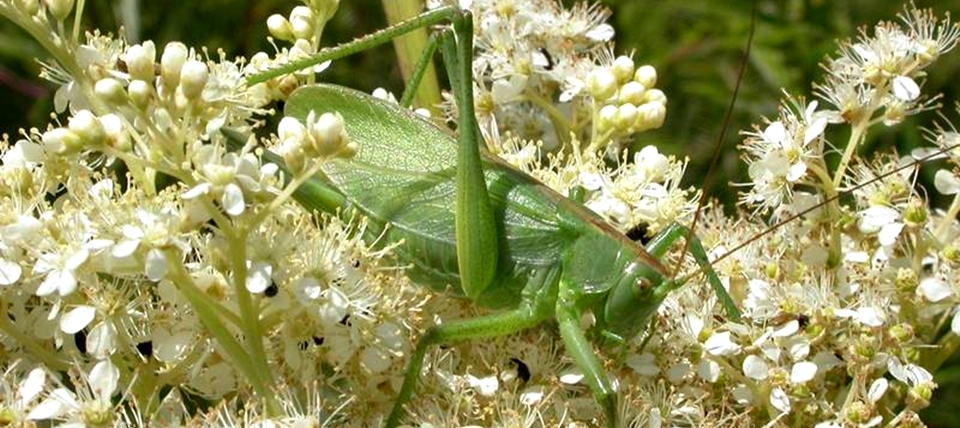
[285,84,571,302]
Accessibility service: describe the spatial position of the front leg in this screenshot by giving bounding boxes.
[556,279,619,428]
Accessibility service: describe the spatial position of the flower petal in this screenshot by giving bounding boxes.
[0,258,22,285]
[892,75,920,101]
[222,183,245,216]
[89,360,120,399]
[60,305,96,334]
[919,277,953,302]
[704,331,740,356]
[935,170,960,195]
[790,361,818,383]
[743,355,769,380]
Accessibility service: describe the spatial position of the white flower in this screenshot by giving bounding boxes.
[772,320,800,338]
[743,279,778,319]
[741,98,828,213]
[27,387,78,420]
[154,327,194,363]
[34,247,89,297]
[185,147,278,217]
[857,205,904,246]
[89,360,120,400]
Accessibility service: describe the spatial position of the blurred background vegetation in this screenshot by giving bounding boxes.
[1,0,959,425]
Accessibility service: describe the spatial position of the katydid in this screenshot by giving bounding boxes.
[246,4,744,427]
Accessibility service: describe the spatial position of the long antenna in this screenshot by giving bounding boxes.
[671,1,758,280]
[701,142,960,271]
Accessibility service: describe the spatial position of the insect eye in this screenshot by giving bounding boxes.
[636,277,652,291]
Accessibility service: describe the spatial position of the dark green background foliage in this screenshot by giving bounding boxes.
[1,1,959,425]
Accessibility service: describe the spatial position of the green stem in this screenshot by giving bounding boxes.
[72,0,85,43]
[807,160,843,268]
[522,90,572,147]
[0,305,71,372]
[248,5,461,85]
[0,5,106,115]
[165,252,280,415]
[225,225,276,410]
[832,84,889,187]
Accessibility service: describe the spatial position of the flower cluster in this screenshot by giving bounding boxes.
[433,0,667,156]
[0,0,959,427]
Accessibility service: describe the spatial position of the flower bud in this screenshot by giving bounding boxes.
[615,103,638,131]
[291,39,314,62]
[617,81,645,105]
[277,74,299,97]
[906,383,934,411]
[636,102,666,131]
[309,112,349,157]
[18,0,40,15]
[586,68,617,101]
[844,400,872,425]
[124,41,156,82]
[267,14,294,42]
[289,6,316,40]
[611,56,634,83]
[277,138,306,173]
[42,127,82,154]
[44,0,73,21]
[903,198,927,226]
[889,323,915,344]
[278,116,306,142]
[179,60,208,100]
[882,103,906,126]
[95,78,126,105]
[128,80,152,109]
[68,110,106,146]
[643,88,667,105]
[161,42,188,90]
[99,114,128,150]
[894,267,918,294]
[597,104,617,131]
[634,65,657,88]
[942,244,959,263]
[314,0,340,21]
